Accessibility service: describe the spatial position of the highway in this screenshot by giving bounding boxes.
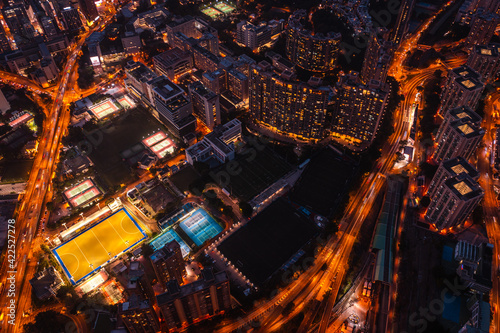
[0,14,117,333]
[478,92,500,333]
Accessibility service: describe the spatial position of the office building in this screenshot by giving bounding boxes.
[466,44,500,82]
[434,116,484,163]
[427,156,479,198]
[150,240,185,289]
[189,81,220,130]
[186,119,241,165]
[465,10,500,48]
[78,0,99,22]
[249,61,330,140]
[157,268,231,330]
[285,10,341,72]
[391,0,416,44]
[227,68,249,102]
[153,47,193,81]
[435,106,482,143]
[439,65,484,117]
[361,28,393,84]
[61,7,83,32]
[124,60,158,102]
[148,75,196,138]
[331,72,389,150]
[119,293,161,333]
[192,44,220,72]
[236,20,272,50]
[165,16,219,55]
[425,173,484,230]
[121,31,142,54]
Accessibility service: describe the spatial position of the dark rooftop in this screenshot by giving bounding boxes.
[217,199,318,286]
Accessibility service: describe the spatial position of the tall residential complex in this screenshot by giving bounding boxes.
[157,268,231,330]
[189,81,220,130]
[249,61,330,140]
[361,28,393,84]
[119,293,161,333]
[466,44,500,82]
[434,117,484,163]
[425,174,484,230]
[150,240,186,289]
[435,106,482,143]
[465,10,500,48]
[427,156,479,198]
[285,10,341,72]
[331,72,388,150]
[439,65,484,117]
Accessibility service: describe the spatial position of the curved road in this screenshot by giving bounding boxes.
[0,14,116,333]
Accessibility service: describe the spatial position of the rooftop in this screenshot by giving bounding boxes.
[443,157,479,179]
[149,75,183,101]
[445,174,483,200]
[156,268,227,305]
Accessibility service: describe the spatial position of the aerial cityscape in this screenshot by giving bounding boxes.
[0,0,499,332]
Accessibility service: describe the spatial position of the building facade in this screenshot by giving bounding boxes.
[188,81,220,130]
[427,156,479,198]
[285,10,341,72]
[434,116,484,163]
[331,72,388,150]
[156,268,231,330]
[439,65,484,117]
[249,61,330,140]
[150,240,186,289]
[425,174,484,230]
[119,294,161,333]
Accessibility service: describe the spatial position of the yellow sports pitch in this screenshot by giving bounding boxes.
[53,209,147,284]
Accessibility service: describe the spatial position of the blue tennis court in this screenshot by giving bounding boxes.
[150,228,191,257]
[179,208,223,246]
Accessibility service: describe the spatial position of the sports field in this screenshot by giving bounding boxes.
[117,95,136,109]
[142,131,167,147]
[179,208,222,246]
[64,179,93,199]
[150,138,175,158]
[53,209,147,284]
[69,187,101,207]
[202,7,223,18]
[213,1,235,13]
[64,179,101,208]
[150,228,191,257]
[89,99,121,119]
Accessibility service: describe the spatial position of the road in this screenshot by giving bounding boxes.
[0,14,116,333]
[478,92,500,333]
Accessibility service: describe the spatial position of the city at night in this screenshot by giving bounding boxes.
[0,0,499,332]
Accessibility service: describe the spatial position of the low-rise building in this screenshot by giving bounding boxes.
[186,119,241,165]
[29,267,64,300]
